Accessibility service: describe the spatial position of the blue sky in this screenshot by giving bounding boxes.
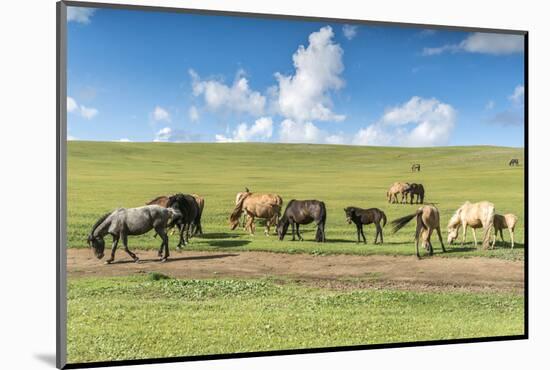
[66,7,525,147]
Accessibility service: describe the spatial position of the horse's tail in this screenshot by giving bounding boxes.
[381,211,387,227]
[414,210,427,242]
[88,211,112,241]
[315,202,327,242]
[391,212,418,234]
[230,192,250,225]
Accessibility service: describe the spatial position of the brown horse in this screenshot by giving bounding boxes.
[391,205,446,258]
[234,188,283,228]
[230,193,282,235]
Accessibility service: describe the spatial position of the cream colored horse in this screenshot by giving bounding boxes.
[493,213,518,248]
[447,201,496,249]
[386,182,410,204]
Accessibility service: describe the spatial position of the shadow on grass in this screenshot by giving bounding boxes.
[110,253,239,264]
[198,232,240,239]
[206,240,252,248]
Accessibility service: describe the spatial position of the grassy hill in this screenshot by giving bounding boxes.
[67,142,525,259]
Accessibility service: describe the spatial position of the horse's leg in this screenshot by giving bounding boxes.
[177,223,186,250]
[378,222,384,244]
[105,235,119,264]
[296,224,303,241]
[436,227,446,252]
[360,224,367,244]
[321,221,326,242]
[155,227,169,262]
[427,228,434,255]
[471,228,477,247]
[509,227,515,249]
[415,224,422,259]
[461,223,467,246]
[356,224,360,243]
[373,222,379,244]
[122,234,139,262]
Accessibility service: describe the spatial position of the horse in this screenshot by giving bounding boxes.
[147,193,204,236]
[277,200,327,242]
[447,201,496,249]
[509,159,519,166]
[404,183,425,204]
[411,163,421,172]
[165,194,201,248]
[391,205,446,258]
[386,182,410,204]
[493,213,518,248]
[234,188,283,227]
[344,207,387,244]
[229,193,281,235]
[87,205,181,263]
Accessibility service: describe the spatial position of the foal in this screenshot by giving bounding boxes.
[344,207,387,244]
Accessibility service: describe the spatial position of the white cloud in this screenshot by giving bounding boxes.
[118,138,132,142]
[423,32,524,56]
[154,127,172,142]
[67,96,98,120]
[215,117,273,142]
[80,105,98,119]
[353,96,456,147]
[342,24,358,40]
[152,106,171,122]
[190,69,266,116]
[509,85,524,105]
[67,135,78,141]
[67,7,96,24]
[67,97,78,112]
[188,106,199,123]
[274,26,345,123]
[278,119,344,144]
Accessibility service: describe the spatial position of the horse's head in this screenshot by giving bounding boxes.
[276,220,289,240]
[87,235,105,259]
[229,217,240,230]
[446,209,462,244]
[344,207,355,224]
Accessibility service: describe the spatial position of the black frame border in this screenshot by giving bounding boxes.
[57,1,529,369]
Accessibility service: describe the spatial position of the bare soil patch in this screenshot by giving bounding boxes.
[67,249,524,294]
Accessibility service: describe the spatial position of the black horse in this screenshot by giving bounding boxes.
[404,183,425,204]
[344,207,387,244]
[509,158,519,166]
[277,200,327,242]
[411,163,421,172]
[166,193,200,249]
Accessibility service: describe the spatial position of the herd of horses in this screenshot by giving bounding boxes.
[87,179,519,262]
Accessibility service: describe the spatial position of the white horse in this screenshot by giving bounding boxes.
[447,201,496,249]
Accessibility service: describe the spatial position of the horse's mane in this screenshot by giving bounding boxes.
[89,211,112,239]
[229,192,250,223]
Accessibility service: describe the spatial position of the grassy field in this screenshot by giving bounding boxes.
[68,142,525,259]
[67,274,524,363]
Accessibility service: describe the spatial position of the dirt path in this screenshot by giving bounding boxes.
[67,249,524,293]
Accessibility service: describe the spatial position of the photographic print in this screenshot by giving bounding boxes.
[59,2,526,367]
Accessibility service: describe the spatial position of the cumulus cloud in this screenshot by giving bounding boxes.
[67,135,78,141]
[278,119,344,144]
[67,7,96,24]
[154,127,172,142]
[353,96,456,147]
[152,106,171,122]
[154,127,201,142]
[274,26,345,123]
[215,117,273,142]
[423,32,524,56]
[509,85,524,105]
[188,106,199,123]
[342,24,358,40]
[190,69,266,116]
[118,138,132,142]
[67,96,98,120]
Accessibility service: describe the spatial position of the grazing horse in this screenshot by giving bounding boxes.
[404,183,425,204]
[411,163,421,172]
[147,193,204,238]
[509,159,519,166]
[165,194,200,249]
[493,213,518,248]
[277,200,327,242]
[447,201,496,249]
[391,205,446,258]
[387,182,410,204]
[234,188,283,227]
[229,193,281,235]
[344,207,387,244]
[87,205,181,263]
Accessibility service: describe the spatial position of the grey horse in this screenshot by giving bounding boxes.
[87,205,182,263]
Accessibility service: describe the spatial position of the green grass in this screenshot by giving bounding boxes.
[68,142,525,259]
[67,275,524,363]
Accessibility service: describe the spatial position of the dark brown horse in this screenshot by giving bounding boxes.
[344,207,387,244]
[411,163,421,172]
[277,200,326,242]
[147,193,204,236]
[404,183,425,204]
[509,158,519,166]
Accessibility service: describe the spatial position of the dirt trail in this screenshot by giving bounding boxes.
[67,249,524,293]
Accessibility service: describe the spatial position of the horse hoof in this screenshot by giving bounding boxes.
[134,258,140,263]
[160,258,168,263]
[104,260,113,265]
